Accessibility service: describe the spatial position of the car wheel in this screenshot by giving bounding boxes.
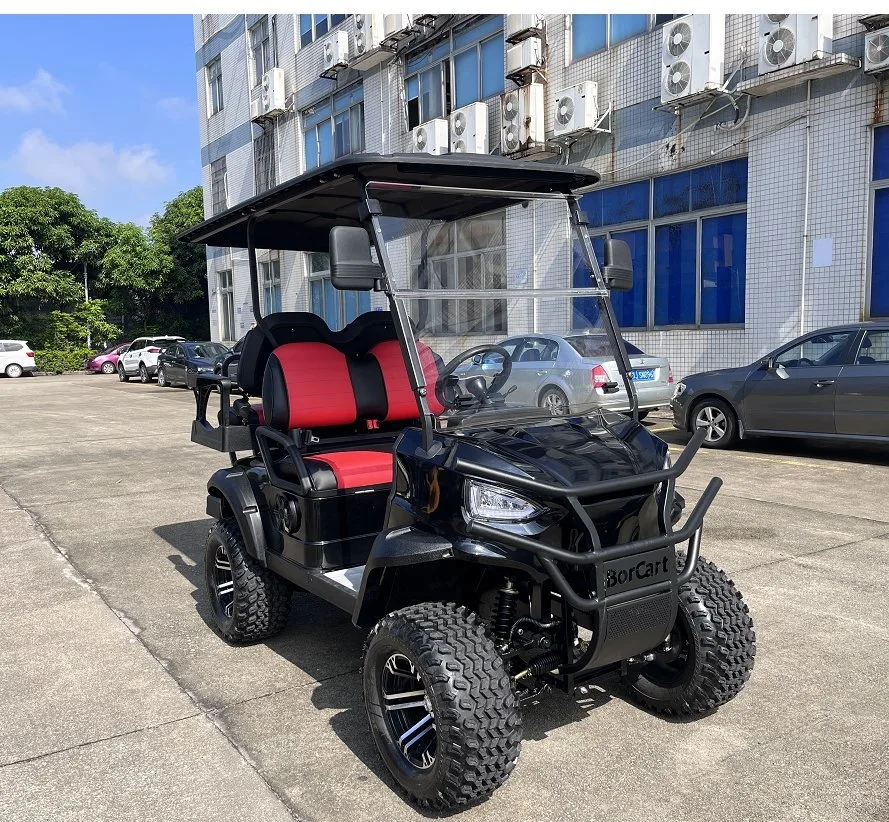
[157,366,168,387]
[101,361,116,374]
[539,386,569,416]
[118,364,129,382]
[363,603,522,809]
[5,363,23,378]
[692,398,738,448]
[139,363,151,384]
[205,518,291,644]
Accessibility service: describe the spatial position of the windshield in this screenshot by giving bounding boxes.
[186,342,229,359]
[375,192,630,428]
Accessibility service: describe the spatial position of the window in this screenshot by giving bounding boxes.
[218,270,234,341]
[250,17,273,86]
[855,330,889,364]
[303,85,364,171]
[405,16,503,130]
[299,14,347,48]
[571,14,679,60]
[308,253,370,330]
[207,57,223,115]
[254,126,276,194]
[578,158,748,329]
[410,211,507,335]
[870,126,889,317]
[775,331,855,368]
[261,254,282,315]
[210,157,227,216]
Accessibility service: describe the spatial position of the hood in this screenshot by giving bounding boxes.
[460,415,667,489]
[189,357,214,369]
[683,364,752,382]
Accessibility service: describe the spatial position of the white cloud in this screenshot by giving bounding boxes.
[0,69,67,113]
[156,96,193,120]
[10,129,173,194]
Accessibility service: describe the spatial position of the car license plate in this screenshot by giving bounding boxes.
[631,369,655,381]
[603,548,673,596]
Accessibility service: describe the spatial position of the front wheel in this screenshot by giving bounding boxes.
[539,386,569,417]
[621,554,756,716]
[692,398,738,448]
[101,361,116,374]
[363,603,522,810]
[118,363,129,382]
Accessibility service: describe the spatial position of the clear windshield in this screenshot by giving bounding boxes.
[375,193,631,428]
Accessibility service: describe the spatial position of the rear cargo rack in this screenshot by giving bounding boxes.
[188,372,256,453]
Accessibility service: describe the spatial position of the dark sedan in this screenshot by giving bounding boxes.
[156,341,230,388]
[671,323,889,448]
[212,335,245,384]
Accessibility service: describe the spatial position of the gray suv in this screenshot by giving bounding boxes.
[671,322,889,448]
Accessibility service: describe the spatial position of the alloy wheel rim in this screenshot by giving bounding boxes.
[543,392,567,416]
[158,369,166,385]
[212,544,235,620]
[695,406,727,442]
[8,365,22,377]
[103,362,115,374]
[380,653,437,770]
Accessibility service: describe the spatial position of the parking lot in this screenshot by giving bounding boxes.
[1,372,887,822]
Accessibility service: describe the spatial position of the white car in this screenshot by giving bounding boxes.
[0,340,36,378]
[118,335,184,383]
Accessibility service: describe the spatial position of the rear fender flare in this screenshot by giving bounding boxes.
[206,468,267,563]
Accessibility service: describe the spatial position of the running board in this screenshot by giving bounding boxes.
[264,553,363,615]
[323,565,366,594]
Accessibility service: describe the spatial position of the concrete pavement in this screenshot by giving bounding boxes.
[0,372,887,821]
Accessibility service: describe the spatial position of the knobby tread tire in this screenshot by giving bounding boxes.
[206,518,291,644]
[363,602,522,810]
[623,553,756,716]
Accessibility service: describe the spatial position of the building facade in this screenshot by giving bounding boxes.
[192,13,889,378]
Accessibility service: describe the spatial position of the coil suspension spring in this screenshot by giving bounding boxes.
[492,579,519,645]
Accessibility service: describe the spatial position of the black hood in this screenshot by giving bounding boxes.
[460,415,667,489]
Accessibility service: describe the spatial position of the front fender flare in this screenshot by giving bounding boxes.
[206,467,267,564]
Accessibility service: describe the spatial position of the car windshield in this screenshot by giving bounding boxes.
[186,342,229,359]
[375,191,627,429]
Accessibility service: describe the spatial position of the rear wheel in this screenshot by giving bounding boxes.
[692,398,738,448]
[621,554,756,716]
[363,603,522,809]
[5,363,23,378]
[157,366,169,387]
[118,363,129,382]
[101,361,116,374]
[204,518,291,644]
[139,363,151,383]
[539,386,569,416]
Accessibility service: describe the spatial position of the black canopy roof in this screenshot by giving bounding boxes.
[179,153,600,252]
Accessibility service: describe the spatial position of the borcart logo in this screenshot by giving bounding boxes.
[605,555,669,590]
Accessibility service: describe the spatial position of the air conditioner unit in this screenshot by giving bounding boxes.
[661,14,725,104]
[353,14,383,56]
[553,81,599,137]
[864,26,889,74]
[506,36,544,76]
[412,119,449,155]
[505,14,544,43]
[383,14,414,40]
[252,68,286,119]
[501,83,544,155]
[322,30,350,72]
[758,14,833,75]
[449,102,489,154]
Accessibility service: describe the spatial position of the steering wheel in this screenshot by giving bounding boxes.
[435,345,513,409]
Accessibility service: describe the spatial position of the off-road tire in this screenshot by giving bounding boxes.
[5,363,23,378]
[157,366,169,387]
[622,554,755,716]
[204,518,291,644]
[363,603,522,810]
[101,361,116,374]
[139,363,151,384]
[539,386,569,416]
[118,363,129,382]
[692,397,738,449]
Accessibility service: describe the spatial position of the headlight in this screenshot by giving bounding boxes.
[198,366,212,372]
[465,480,543,523]
[672,382,687,400]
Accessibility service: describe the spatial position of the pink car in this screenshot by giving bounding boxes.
[86,343,131,374]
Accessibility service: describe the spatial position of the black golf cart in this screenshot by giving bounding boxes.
[180,154,755,810]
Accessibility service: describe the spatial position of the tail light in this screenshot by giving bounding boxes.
[147,347,162,353]
[668,366,674,384]
[592,364,609,389]
[27,352,35,358]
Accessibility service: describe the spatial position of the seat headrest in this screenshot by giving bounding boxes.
[519,348,541,362]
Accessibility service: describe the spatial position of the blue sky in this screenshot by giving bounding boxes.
[0,15,200,226]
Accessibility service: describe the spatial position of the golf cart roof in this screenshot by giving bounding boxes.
[179,153,600,252]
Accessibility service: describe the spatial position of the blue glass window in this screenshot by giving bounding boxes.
[480,36,505,99]
[610,228,648,328]
[572,235,604,327]
[875,126,889,181]
[655,222,697,325]
[317,122,333,166]
[701,213,746,324]
[691,159,748,211]
[872,188,889,317]
[611,15,649,45]
[454,48,478,108]
[654,171,692,218]
[299,15,313,48]
[581,180,649,229]
[573,15,607,59]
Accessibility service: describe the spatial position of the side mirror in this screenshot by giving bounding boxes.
[329,226,381,291]
[602,238,634,292]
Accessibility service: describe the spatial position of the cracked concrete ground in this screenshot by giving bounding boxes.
[0,372,887,821]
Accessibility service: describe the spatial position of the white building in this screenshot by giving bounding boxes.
[192,13,889,378]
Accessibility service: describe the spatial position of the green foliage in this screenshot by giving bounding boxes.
[34,346,93,375]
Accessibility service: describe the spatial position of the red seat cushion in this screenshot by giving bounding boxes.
[304,450,393,489]
[370,340,444,419]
